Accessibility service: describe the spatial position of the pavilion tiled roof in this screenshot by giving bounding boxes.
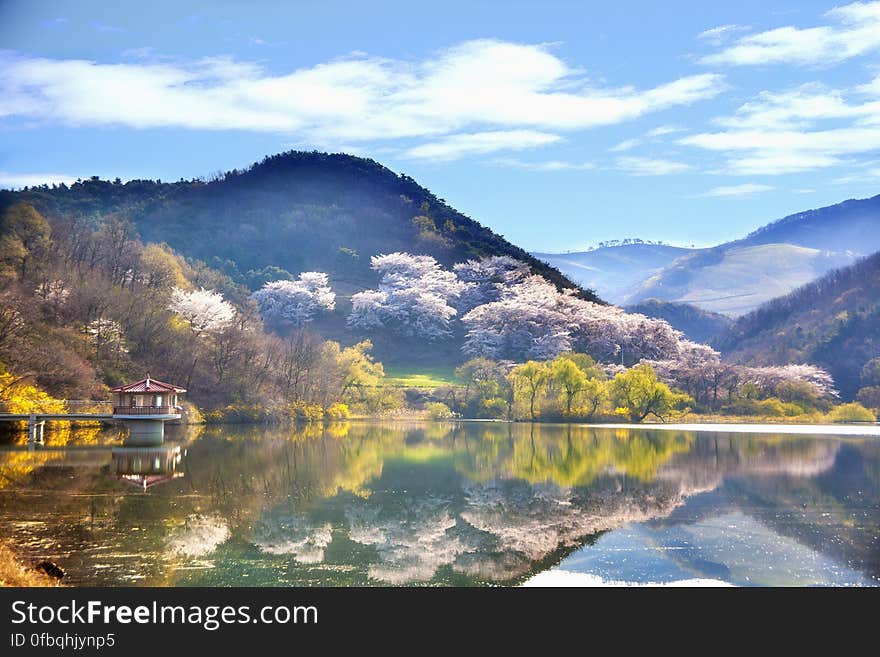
[110,375,186,394]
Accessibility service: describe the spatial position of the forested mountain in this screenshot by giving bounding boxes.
[4,151,592,302]
[625,299,732,344]
[534,242,693,305]
[715,251,880,399]
[540,195,880,316]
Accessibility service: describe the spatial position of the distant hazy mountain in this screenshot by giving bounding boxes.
[714,251,880,399]
[625,299,732,344]
[533,242,693,304]
[539,195,880,316]
[629,243,852,316]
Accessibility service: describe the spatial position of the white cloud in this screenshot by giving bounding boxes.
[719,152,842,176]
[699,183,773,197]
[833,166,880,184]
[701,1,880,66]
[0,40,726,161]
[645,125,685,137]
[403,130,561,161]
[697,24,748,46]
[491,158,595,171]
[679,76,880,174]
[610,138,641,152]
[0,171,79,189]
[713,83,880,130]
[616,156,691,175]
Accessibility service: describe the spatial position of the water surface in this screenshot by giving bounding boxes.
[0,422,877,586]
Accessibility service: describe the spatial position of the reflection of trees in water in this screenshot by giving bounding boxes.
[656,433,842,492]
[718,443,880,579]
[0,422,874,585]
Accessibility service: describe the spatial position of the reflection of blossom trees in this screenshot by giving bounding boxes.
[166,514,230,558]
[347,499,472,584]
[254,513,332,563]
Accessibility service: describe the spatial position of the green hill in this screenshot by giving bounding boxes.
[625,299,732,343]
[714,251,880,399]
[4,151,592,303]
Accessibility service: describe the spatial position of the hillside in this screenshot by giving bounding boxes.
[5,152,592,303]
[625,299,732,343]
[714,252,880,399]
[534,242,693,305]
[630,243,852,316]
[744,195,880,252]
[541,195,880,316]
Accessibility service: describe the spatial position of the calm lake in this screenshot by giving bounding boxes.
[1,421,878,586]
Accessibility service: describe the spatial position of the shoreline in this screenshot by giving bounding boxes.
[566,421,880,437]
[345,417,880,436]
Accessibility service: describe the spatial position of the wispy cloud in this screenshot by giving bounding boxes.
[616,156,691,175]
[404,131,561,161]
[645,125,685,137]
[699,183,773,197]
[833,166,880,184]
[679,76,880,174]
[491,158,595,171]
[610,138,640,152]
[0,40,726,161]
[701,1,880,66]
[697,24,748,46]
[0,172,78,189]
[122,47,156,59]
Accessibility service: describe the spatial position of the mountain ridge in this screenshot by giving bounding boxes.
[537,193,880,315]
[714,251,880,399]
[2,151,597,303]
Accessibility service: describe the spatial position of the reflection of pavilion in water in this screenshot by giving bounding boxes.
[111,446,184,491]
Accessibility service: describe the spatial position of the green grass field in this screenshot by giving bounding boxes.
[381,365,462,388]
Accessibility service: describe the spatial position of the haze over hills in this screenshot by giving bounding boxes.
[538,195,880,316]
[624,299,732,344]
[532,242,693,305]
[715,251,880,399]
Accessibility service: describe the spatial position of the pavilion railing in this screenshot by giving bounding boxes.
[112,406,178,416]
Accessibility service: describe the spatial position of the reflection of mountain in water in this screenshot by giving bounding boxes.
[0,422,876,586]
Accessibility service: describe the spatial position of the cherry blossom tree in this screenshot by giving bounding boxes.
[453,256,529,312]
[348,253,466,340]
[461,274,684,363]
[740,364,837,398]
[251,272,336,327]
[169,287,236,335]
[646,344,837,408]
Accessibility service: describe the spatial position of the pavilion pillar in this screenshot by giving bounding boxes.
[122,419,165,446]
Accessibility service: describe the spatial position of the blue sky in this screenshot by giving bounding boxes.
[3,0,880,251]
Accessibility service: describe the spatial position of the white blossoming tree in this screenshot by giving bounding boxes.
[453,256,529,312]
[251,272,336,328]
[348,253,466,340]
[461,274,684,362]
[168,287,236,335]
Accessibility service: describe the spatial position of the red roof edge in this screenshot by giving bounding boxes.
[109,376,187,393]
